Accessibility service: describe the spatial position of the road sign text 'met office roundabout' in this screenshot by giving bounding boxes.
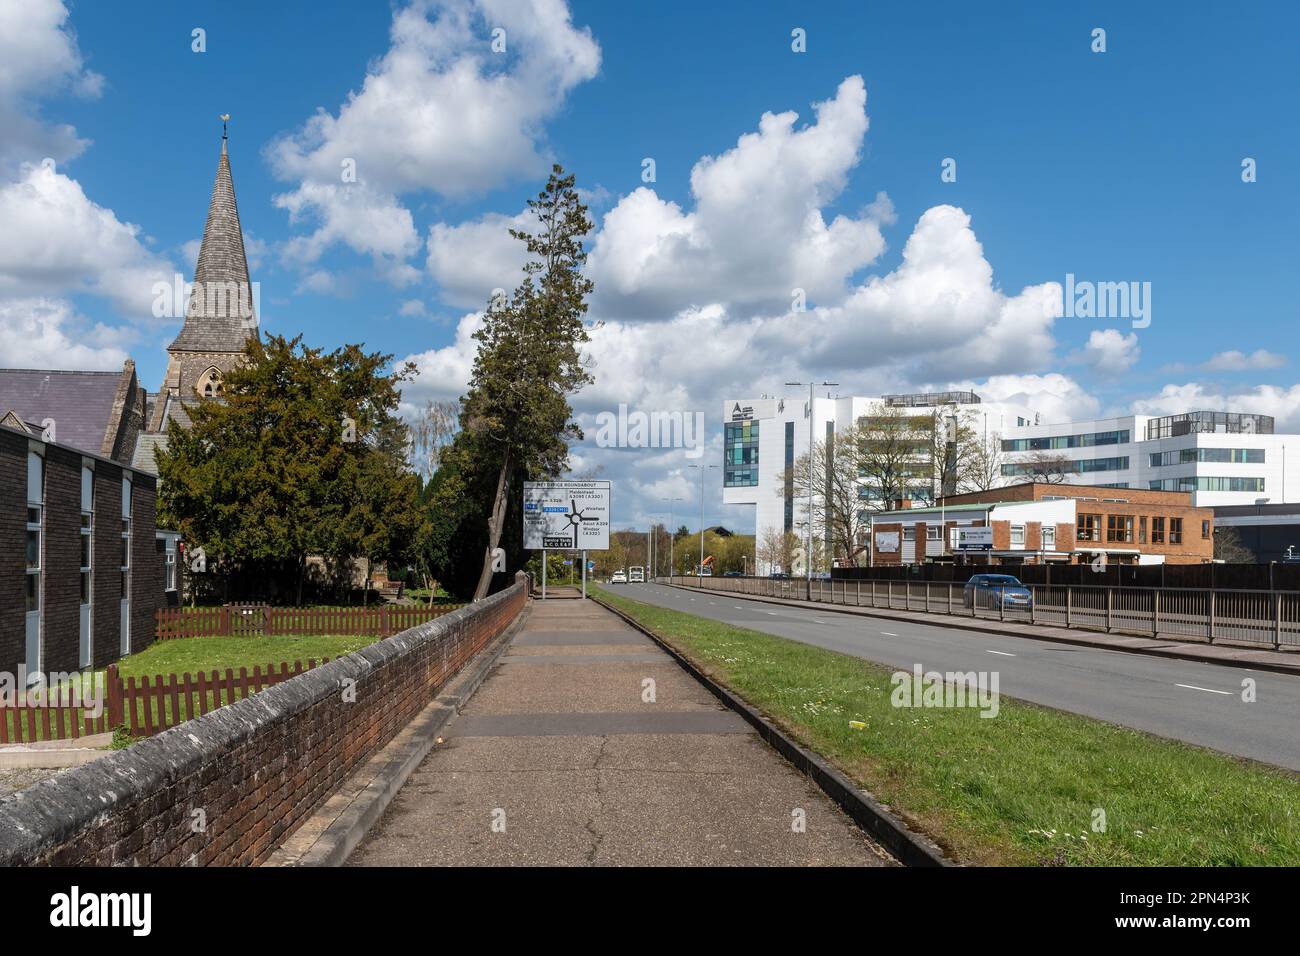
[523,481,611,551]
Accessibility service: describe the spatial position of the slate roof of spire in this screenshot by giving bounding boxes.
[168,133,258,352]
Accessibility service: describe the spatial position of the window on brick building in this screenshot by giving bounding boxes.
[26,451,44,677]
[1010,524,1025,546]
[1107,515,1134,543]
[1042,526,1056,549]
[1077,513,1102,542]
[1170,518,1183,545]
[1151,517,1165,544]
[80,466,94,668]
[1202,519,1211,539]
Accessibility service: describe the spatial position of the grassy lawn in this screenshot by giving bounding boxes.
[113,633,375,680]
[594,585,1300,867]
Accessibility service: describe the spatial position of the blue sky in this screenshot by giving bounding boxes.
[1,0,1297,528]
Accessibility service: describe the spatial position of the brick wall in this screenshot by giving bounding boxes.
[0,430,162,678]
[0,429,26,673]
[873,522,903,566]
[0,576,527,867]
[130,477,159,655]
[41,444,82,673]
[91,455,124,670]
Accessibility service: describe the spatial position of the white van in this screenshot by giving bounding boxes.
[628,566,645,583]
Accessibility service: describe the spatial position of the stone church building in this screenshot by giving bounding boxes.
[132,128,258,473]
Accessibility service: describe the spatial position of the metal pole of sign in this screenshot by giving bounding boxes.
[541,548,547,600]
[582,550,588,599]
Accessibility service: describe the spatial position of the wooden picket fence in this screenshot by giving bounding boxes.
[155,603,463,640]
[0,658,329,745]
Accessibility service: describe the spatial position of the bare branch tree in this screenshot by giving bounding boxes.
[407,399,460,479]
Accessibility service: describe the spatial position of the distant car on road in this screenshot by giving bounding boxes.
[722,570,742,577]
[628,566,645,583]
[610,570,628,584]
[769,571,789,579]
[963,573,1033,610]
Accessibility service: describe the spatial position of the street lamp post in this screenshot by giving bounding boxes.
[667,496,683,580]
[689,464,718,578]
[786,380,838,597]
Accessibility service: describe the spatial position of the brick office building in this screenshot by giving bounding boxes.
[871,482,1214,566]
[1,423,173,682]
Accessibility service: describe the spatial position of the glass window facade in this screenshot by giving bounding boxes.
[1002,456,1129,477]
[783,421,794,533]
[1145,411,1273,440]
[1002,430,1129,452]
[1148,476,1266,493]
[724,419,759,487]
[1149,447,1265,467]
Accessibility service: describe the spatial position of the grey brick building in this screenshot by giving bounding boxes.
[1,425,172,682]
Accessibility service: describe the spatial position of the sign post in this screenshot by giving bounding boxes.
[524,481,611,600]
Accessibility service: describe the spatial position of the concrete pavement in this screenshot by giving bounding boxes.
[348,596,894,866]
[619,582,1300,771]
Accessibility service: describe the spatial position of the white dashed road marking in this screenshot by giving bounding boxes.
[986,650,1016,657]
[880,631,898,637]
[1175,683,1231,696]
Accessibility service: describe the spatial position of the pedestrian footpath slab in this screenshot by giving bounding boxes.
[349,598,893,867]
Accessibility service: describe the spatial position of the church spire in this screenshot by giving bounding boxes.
[167,120,257,352]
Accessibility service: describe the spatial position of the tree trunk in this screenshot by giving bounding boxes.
[296,555,304,606]
[473,448,513,601]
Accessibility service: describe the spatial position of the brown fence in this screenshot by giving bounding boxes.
[0,658,329,745]
[155,603,463,640]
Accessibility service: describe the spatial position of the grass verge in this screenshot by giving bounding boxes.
[594,585,1299,866]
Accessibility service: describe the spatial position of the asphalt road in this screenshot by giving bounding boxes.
[611,582,1300,772]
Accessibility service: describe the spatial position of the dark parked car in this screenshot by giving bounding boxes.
[722,570,743,577]
[963,573,1033,610]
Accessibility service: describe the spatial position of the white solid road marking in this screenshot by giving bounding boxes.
[1175,683,1232,696]
[986,650,1016,657]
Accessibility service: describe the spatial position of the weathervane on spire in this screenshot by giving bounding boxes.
[220,113,230,139]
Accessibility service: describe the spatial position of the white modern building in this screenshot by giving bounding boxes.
[722,391,1039,573]
[1001,411,1296,507]
[723,393,1299,573]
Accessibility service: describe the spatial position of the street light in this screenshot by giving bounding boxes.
[667,496,684,578]
[786,380,838,594]
[688,464,718,577]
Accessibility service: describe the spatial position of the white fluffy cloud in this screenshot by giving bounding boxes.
[586,76,890,319]
[425,210,534,308]
[398,74,1083,526]
[0,0,103,171]
[956,373,1101,426]
[1202,349,1287,372]
[770,205,1060,379]
[0,160,174,316]
[1072,328,1140,376]
[269,0,599,279]
[0,297,132,370]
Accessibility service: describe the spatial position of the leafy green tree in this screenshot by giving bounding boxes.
[157,335,418,603]
[448,164,596,599]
